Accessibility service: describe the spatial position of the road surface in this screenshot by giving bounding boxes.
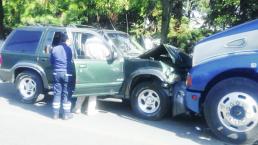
[0,83,229,145]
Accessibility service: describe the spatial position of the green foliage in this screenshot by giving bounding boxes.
[208,0,258,29]
[167,17,212,53]
[1,0,257,53]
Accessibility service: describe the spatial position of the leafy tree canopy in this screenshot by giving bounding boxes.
[0,0,257,52]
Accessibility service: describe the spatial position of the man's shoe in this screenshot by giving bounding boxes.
[62,113,73,120]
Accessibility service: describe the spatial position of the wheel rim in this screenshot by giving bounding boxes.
[217,92,258,132]
[137,89,160,114]
[18,77,37,100]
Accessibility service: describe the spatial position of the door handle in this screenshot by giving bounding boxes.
[79,64,87,68]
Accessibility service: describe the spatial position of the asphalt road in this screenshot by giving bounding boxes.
[0,83,228,145]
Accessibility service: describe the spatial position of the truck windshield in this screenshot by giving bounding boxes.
[106,33,144,57]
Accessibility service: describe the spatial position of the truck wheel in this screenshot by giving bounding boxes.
[15,71,43,103]
[204,77,258,145]
[131,81,170,120]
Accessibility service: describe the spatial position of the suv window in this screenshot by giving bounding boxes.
[4,30,42,54]
[43,31,64,54]
[73,32,110,60]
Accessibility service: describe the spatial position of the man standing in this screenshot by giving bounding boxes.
[50,32,73,120]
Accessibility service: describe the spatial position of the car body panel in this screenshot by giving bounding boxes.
[73,58,124,96]
[66,28,125,96]
[188,51,258,92]
[193,19,258,66]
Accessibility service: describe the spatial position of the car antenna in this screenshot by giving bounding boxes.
[109,18,116,31]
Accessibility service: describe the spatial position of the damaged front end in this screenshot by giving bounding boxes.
[139,44,191,79]
[139,44,192,116]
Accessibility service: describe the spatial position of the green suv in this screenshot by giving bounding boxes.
[0,26,191,120]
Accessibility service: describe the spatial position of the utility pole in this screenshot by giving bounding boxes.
[0,0,4,39]
[160,0,171,44]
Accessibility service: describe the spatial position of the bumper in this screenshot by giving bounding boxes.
[185,90,202,113]
[0,69,13,82]
[172,82,202,116]
[172,82,187,116]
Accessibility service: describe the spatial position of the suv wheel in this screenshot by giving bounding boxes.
[204,77,258,145]
[15,71,43,103]
[131,81,170,120]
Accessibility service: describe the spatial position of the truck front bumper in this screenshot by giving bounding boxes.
[185,90,202,113]
[172,82,187,116]
[172,82,202,116]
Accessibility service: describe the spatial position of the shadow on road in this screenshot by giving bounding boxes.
[0,83,228,145]
[0,83,53,118]
[97,99,227,145]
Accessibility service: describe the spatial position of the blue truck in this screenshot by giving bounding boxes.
[174,19,258,144]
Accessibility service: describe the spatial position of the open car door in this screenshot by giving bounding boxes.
[67,28,124,97]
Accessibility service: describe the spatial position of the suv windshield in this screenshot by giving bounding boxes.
[106,32,144,57]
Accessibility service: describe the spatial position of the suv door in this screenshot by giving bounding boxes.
[37,29,65,85]
[68,29,124,97]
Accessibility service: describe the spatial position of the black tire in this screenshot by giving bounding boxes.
[131,81,170,120]
[15,71,43,104]
[122,98,130,106]
[204,77,258,145]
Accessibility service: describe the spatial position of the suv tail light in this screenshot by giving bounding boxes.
[0,54,2,66]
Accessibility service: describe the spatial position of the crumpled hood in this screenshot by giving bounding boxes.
[139,44,192,69]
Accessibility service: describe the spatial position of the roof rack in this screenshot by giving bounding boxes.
[68,24,95,29]
[24,23,104,29]
[25,23,64,27]
[68,23,103,29]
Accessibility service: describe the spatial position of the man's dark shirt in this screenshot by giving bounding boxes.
[50,43,72,73]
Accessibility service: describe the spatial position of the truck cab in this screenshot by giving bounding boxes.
[184,19,258,144]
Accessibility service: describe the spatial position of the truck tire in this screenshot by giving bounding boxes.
[15,71,43,104]
[204,77,258,145]
[131,81,170,120]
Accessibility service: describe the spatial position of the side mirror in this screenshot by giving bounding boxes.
[113,51,118,59]
[107,50,118,62]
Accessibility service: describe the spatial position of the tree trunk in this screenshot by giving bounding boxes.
[0,0,4,39]
[160,0,171,44]
[239,0,248,24]
[172,0,183,31]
